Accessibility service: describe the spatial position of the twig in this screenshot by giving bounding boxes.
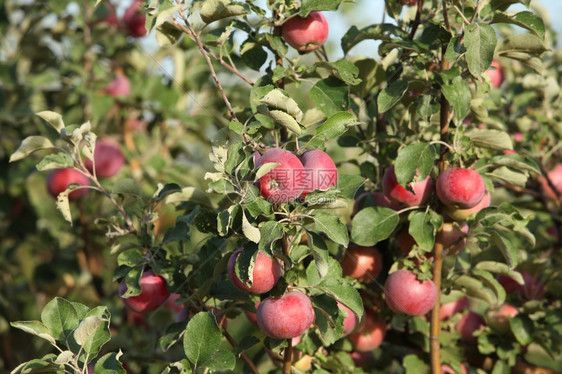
[409,0,424,39]
[283,337,293,374]
[223,329,260,374]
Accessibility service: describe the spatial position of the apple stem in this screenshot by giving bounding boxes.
[282,337,293,374]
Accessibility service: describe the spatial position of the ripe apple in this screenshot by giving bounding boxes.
[341,245,383,283]
[439,296,468,321]
[488,303,519,334]
[436,168,485,209]
[497,271,544,300]
[540,163,562,200]
[348,310,386,351]
[437,222,469,255]
[350,351,375,371]
[456,311,484,341]
[485,60,504,88]
[227,249,282,294]
[102,73,130,97]
[441,363,468,374]
[119,270,171,313]
[255,148,305,203]
[245,301,260,326]
[84,138,125,178]
[165,293,183,313]
[384,269,437,316]
[281,12,328,52]
[445,191,490,221]
[46,168,90,200]
[382,165,433,207]
[257,291,315,339]
[123,0,146,37]
[298,149,337,198]
[396,228,416,256]
[338,302,359,337]
[352,191,401,216]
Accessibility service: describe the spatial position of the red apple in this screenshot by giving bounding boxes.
[298,149,337,198]
[540,163,562,201]
[245,301,260,326]
[338,302,359,337]
[255,148,305,203]
[352,191,401,216]
[95,1,118,28]
[488,303,519,334]
[485,60,504,88]
[441,363,468,374]
[126,309,147,327]
[445,191,490,221]
[436,168,485,209]
[396,228,417,256]
[384,269,437,316]
[46,168,90,200]
[175,307,188,323]
[281,12,328,52]
[437,222,469,255]
[497,271,544,300]
[439,296,468,321]
[348,310,386,351]
[350,351,375,371]
[456,312,484,341]
[119,270,171,313]
[165,293,183,313]
[257,291,315,339]
[102,73,130,97]
[227,249,282,294]
[123,0,146,37]
[341,245,383,283]
[84,138,125,178]
[382,165,433,207]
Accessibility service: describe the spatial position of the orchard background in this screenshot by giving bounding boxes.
[1,0,562,373]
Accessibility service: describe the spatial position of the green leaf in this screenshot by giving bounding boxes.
[335,173,364,200]
[489,154,540,175]
[41,298,88,346]
[465,129,513,151]
[10,357,63,374]
[202,349,236,371]
[395,143,436,186]
[403,354,430,374]
[490,229,518,268]
[474,262,524,285]
[310,76,349,117]
[241,41,268,71]
[55,188,73,225]
[74,307,111,357]
[453,275,497,305]
[351,207,399,246]
[155,22,183,46]
[35,153,75,171]
[306,232,330,278]
[36,111,65,133]
[254,162,280,181]
[9,136,55,162]
[441,76,471,123]
[245,185,272,217]
[472,269,506,306]
[298,0,347,16]
[257,106,302,135]
[241,211,260,244]
[94,351,127,374]
[164,187,213,208]
[486,166,528,187]
[312,295,344,346]
[259,89,303,122]
[497,33,548,56]
[200,0,247,24]
[153,4,183,29]
[316,60,362,85]
[408,210,442,253]
[258,221,284,253]
[111,178,143,198]
[10,321,56,346]
[509,315,534,345]
[464,24,497,77]
[183,312,222,366]
[224,142,246,175]
[315,112,357,141]
[377,80,408,113]
[163,222,190,244]
[341,24,409,55]
[492,11,545,39]
[312,211,349,247]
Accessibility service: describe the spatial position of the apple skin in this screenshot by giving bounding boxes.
[446,191,490,221]
[47,168,90,200]
[298,149,337,198]
[396,229,417,256]
[384,269,438,316]
[119,270,171,313]
[338,302,359,337]
[439,296,468,321]
[245,301,260,326]
[352,191,401,216]
[382,165,433,207]
[256,291,315,339]
[350,351,375,371]
[488,303,519,334]
[348,310,386,352]
[436,168,485,209]
[84,139,125,178]
[497,271,544,300]
[441,363,468,374]
[437,222,469,255]
[123,0,146,37]
[255,148,305,203]
[456,312,484,341]
[165,293,183,313]
[341,245,383,283]
[227,249,282,294]
[281,12,328,52]
[485,60,504,88]
[540,163,562,200]
[102,73,130,97]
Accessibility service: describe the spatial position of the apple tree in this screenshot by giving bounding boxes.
[3,0,562,373]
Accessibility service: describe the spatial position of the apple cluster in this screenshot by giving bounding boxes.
[254,148,337,204]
